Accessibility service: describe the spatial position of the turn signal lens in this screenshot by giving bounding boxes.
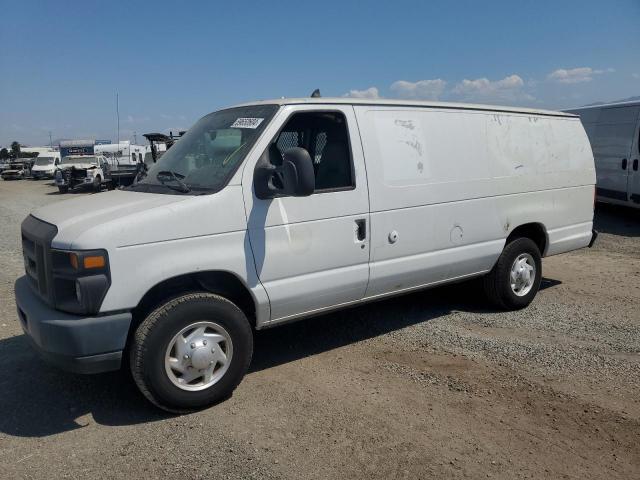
[69,253,79,270]
[83,255,106,269]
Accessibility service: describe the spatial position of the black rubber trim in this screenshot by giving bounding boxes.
[24,334,122,374]
[14,276,131,372]
[588,229,598,248]
[596,187,628,201]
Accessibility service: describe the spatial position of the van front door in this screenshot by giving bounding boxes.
[243,105,370,322]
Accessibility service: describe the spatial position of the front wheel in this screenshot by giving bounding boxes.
[58,186,69,193]
[130,293,253,412]
[93,175,102,192]
[483,237,542,310]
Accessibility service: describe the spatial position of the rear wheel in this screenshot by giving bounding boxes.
[130,292,253,412]
[483,237,542,310]
[58,186,68,193]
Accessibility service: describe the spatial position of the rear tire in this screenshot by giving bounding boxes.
[483,237,542,310]
[130,292,253,412]
[58,186,68,193]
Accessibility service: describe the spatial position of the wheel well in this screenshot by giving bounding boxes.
[506,223,547,255]
[131,271,257,330]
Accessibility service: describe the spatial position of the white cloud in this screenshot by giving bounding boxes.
[451,74,532,103]
[343,87,380,99]
[547,67,611,84]
[453,74,523,95]
[389,79,446,100]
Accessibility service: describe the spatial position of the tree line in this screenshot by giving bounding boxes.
[0,142,40,161]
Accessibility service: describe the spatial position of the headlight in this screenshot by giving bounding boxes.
[51,249,111,315]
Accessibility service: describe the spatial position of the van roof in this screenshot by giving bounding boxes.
[231,97,575,118]
[564,99,640,112]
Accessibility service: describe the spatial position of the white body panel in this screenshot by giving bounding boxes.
[28,98,596,329]
[566,100,640,207]
[354,106,595,300]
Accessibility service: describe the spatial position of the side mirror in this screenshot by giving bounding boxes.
[254,147,315,199]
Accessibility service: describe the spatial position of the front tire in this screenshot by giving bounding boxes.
[483,237,542,310]
[130,293,253,412]
[93,175,101,192]
[58,186,69,193]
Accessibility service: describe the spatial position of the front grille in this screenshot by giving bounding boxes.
[21,215,58,305]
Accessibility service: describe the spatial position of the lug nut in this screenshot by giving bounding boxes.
[203,340,207,345]
[190,342,196,349]
[183,354,189,360]
[211,349,215,353]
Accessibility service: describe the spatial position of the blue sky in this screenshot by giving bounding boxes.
[1,0,638,147]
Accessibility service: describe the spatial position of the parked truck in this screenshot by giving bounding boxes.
[16,97,596,412]
[54,154,113,193]
[94,141,146,187]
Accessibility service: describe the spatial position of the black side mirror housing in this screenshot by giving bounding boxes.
[255,147,315,199]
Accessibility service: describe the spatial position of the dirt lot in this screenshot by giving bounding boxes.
[0,179,639,480]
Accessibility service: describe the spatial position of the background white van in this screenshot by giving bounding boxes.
[31,152,61,179]
[566,100,640,207]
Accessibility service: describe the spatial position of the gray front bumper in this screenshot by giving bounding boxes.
[14,276,132,374]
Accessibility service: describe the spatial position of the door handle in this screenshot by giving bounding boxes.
[622,158,627,170]
[355,219,366,242]
[634,159,639,171]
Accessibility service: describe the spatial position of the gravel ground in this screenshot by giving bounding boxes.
[0,179,639,479]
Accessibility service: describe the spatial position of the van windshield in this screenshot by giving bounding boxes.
[34,157,55,166]
[131,104,278,194]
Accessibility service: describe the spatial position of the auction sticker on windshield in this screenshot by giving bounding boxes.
[231,118,264,129]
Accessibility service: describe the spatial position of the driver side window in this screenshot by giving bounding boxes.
[267,111,354,192]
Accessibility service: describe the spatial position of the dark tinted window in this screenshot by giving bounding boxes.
[267,111,353,191]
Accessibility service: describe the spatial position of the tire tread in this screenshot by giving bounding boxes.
[130,292,250,413]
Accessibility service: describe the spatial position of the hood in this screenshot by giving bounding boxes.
[30,186,247,250]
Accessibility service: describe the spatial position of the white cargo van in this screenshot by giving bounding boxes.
[31,152,62,179]
[566,100,640,207]
[15,98,596,411]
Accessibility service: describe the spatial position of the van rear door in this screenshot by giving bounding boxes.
[591,105,640,202]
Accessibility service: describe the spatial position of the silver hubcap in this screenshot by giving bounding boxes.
[510,253,536,296]
[164,321,233,391]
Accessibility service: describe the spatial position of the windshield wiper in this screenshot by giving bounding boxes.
[156,170,191,193]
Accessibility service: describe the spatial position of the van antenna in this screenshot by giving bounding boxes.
[311,89,321,98]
